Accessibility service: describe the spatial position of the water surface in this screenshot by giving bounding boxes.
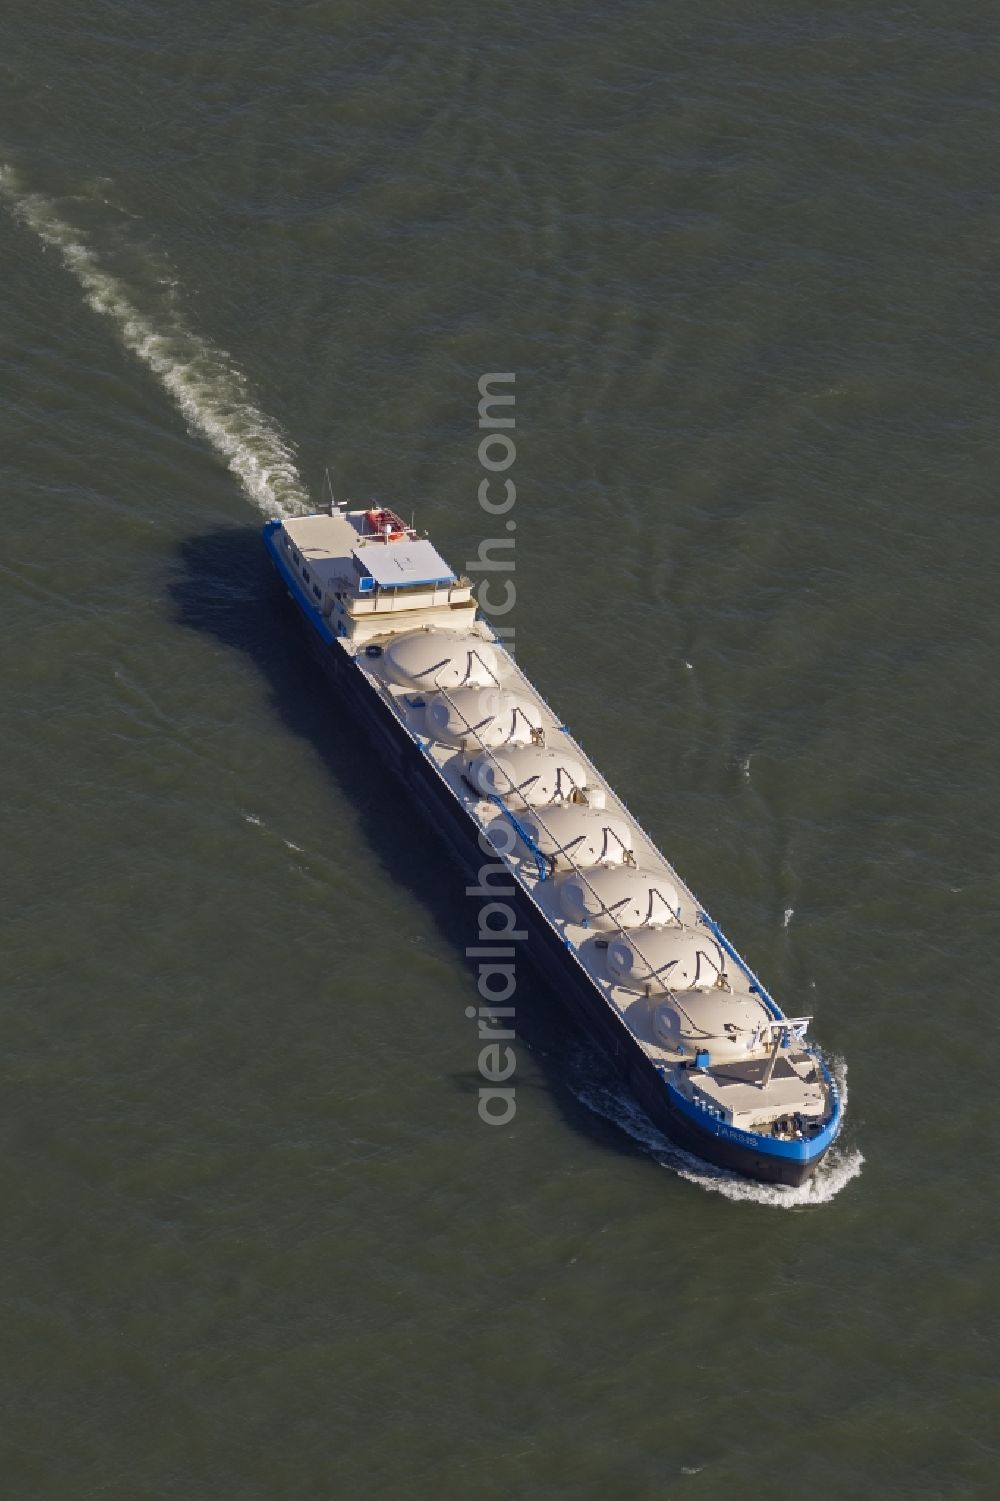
[1,4,998,1497]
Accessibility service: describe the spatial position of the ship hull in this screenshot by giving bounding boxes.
[264,523,831,1188]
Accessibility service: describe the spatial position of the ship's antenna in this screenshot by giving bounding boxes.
[323,467,336,515]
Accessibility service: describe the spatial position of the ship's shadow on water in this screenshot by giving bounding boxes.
[169,526,646,1164]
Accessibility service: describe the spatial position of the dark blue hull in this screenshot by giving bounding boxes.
[263,521,839,1187]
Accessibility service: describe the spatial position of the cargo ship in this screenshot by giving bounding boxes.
[263,503,843,1185]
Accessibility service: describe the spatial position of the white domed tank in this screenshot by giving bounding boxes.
[515,805,635,867]
[606,926,726,993]
[383,630,505,690]
[466,745,588,806]
[651,987,773,1062]
[558,867,681,930]
[425,687,544,748]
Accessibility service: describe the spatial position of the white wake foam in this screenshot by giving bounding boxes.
[572,1052,862,1209]
[0,162,311,520]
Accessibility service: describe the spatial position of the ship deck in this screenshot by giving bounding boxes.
[275,509,833,1145]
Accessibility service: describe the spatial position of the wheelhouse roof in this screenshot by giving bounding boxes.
[352,539,455,589]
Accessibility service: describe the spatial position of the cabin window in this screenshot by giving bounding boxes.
[302,568,311,583]
[312,585,321,601]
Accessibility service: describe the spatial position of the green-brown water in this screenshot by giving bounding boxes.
[1,4,998,1497]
